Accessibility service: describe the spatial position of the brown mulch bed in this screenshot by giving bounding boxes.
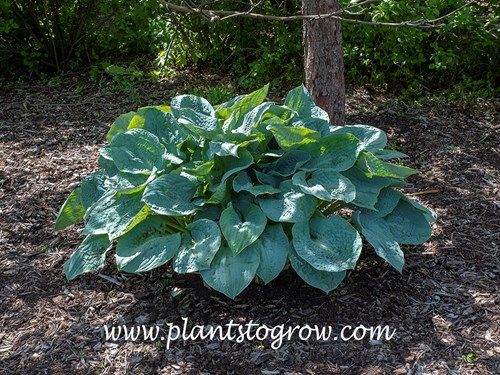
[0,74,498,375]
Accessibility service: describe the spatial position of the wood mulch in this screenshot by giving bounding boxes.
[0,73,498,374]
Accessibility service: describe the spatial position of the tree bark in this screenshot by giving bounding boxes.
[303,0,345,126]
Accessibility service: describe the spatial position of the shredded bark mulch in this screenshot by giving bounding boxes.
[0,74,498,374]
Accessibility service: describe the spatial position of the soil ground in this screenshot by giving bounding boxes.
[0,72,498,374]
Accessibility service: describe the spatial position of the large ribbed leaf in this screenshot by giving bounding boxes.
[250,224,290,284]
[356,151,419,179]
[268,124,321,151]
[142,174,196,216]
[171,95,215,116]
[303,133,360,172]
[64,235,113,280]
[341,166,392,209]
[220,203,267,254]
[292,216,362,272]
[109,128,166,174]
[233,172,281,196]
[116,216,181,273]
[200,243,260,299]
[258,180,317,223]
[83,190,149,239]
[292,169,355,203]
[289,247,346,293]
[265,150,311,177]
[385,200,433,244]
[284,85,330,121]
[330,125,387,153]
[172,219,222,273]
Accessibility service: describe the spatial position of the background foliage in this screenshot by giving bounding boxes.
[0,0,498,91]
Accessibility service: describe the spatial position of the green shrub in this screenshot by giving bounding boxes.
[55,85,435,299]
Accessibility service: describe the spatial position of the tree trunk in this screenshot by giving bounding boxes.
[303,0,345,126]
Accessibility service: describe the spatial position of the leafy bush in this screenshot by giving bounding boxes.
[55,85,435,298]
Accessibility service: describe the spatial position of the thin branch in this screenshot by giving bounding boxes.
[159,1,464,28]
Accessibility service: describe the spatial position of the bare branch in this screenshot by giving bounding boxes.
[159,0,467,28]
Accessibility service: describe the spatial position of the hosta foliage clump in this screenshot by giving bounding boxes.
[55,85,435,298]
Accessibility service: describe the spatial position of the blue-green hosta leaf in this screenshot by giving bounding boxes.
[182,160,214,177]
[106,111,143,142]
[215,84,269,120]
[83,189,117,222]
[83,191,150,239]
[208,141,240,158]
[142,109,188,162]
[289,247,346,293]
[268,124,321,151]
[352,211,404,272]
[292,216,362,272]
[220,203,267,255]
[258,180,317,223]
[248,224,290,284]
[341,166,392,209]
[98,145,118,177]
[193,205,222,221]
[109,128,167,174]
[233,172,281,196]
[303,133,360,172]
[254,169,283,188]
[374,149,409,160]
[199,243,260,299]
[291,116,331,137]
[384,200,433,244]
[330,125,387,153]
[116,216,181,273]
[104,168,158,194]
[171,95,215,116]
[265,150,311,177]
[55,188,85,231]
[206,180,229,204]
[55,171,108,230]
[174,108,220,137]
[216,148,254,187]
[292,170,355,203]
[401,196,437,223]
[64,234,113,280]
[233,102,274,135]
[172,219,222,273]
[142,174,196,216]
[284,85,330,121]
[357,151,419,179]
[372,187,402,217]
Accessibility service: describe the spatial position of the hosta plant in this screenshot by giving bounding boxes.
[55,84,436,299]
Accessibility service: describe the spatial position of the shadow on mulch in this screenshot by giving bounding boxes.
[0,79,498,374]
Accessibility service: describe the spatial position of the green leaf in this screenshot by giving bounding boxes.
[249,224,290,284]
[372,187,402,217]
[341,166,392,209]
[104,168,158,194]
[200,243,260,299]
[357,151,420,179]
[291,116,331,137]
[142,174,196,216]
[172,219,222,273]
[182,160,214,177]
[265,150,311,177]
[216,84,269,120]
[106,111,142,142]
[401,196,437,223]
[292,170,356,203]
[217,148,254,187]
[232,172,281,196]
[109,129,167,174]
[384,200,432,244]
[116,216,181,273]
[292,216,362,272]
[289,246,346,293]
[268,124,321,151]
[330,125,387,153]
[55,170,108,231]
[220,203,267,254]
[258,180,317,223]
[171,95,215,116]
[64,235,113,280]
[352,211,404,272]
[208,141,240,158]
[303,133,360,172]
[83,191,149,239]
[284,85,330,121]
[374,150,409,160]
[55,188,85,231]
[233,102,274,135]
